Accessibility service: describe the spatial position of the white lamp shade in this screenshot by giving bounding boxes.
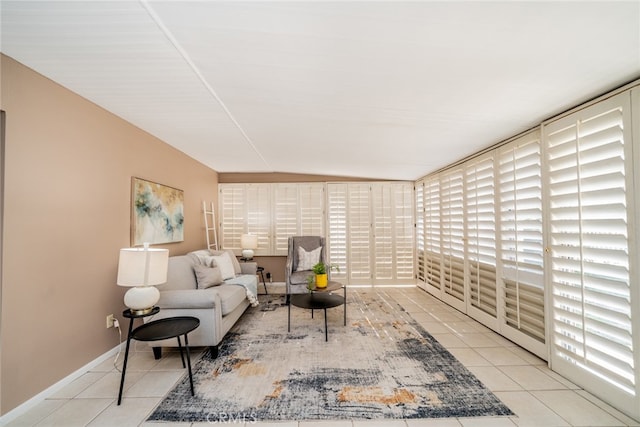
[240,234,258,250]
[117,247,169,287]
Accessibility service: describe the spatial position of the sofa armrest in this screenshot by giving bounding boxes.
[157,288,219,309]
[240,262,257,275]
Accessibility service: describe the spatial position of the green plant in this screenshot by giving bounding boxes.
[306,275,315,292]
[312,262,340,275]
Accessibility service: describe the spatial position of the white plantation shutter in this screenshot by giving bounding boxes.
[498,133,545,356]
[393,183,415,281]
[440,168,465,310]
[546,92,637,415]
[327,183,348,280]
[299,184,324,236]
[273,183,325,255]
[424,175,442,295]
[274,184,298,253]
[219,184,246,250]
[466,155,497,319]
[245,184,271,254]
[415,180,426,283]
[348,183,372,284]
[372,183,393,280]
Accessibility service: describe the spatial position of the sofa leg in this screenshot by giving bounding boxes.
[210,346,219,359]
[152,347,162,360]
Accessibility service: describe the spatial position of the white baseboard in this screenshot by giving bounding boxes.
[0,342,125,425]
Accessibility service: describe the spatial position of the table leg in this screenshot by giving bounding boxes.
[288,299,291,332]
[184,333,195,396]
[176,335,186,369]
[344,285,347,326]
[324,308,328,341]
[117,318,135,405]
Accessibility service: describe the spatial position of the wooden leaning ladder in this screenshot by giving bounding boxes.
[203,201,218,251]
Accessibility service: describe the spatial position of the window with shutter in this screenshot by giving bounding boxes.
[348,183,372,284]
[219,184,246,250]
[424,175,442,295]
[441,168,465,310]
[245,184,271,254]
[415,180,426,283]
[274,184,298,253]
[545,92,637,416]
[327,183,348,280]
[498,133,545,356]
[393,183,415,281]
[466,155,497,319]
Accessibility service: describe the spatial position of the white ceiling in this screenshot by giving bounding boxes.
[2,1,639,181]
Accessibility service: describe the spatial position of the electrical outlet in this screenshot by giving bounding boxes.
[106,314,115,329]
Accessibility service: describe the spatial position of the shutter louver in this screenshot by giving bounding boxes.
[466,156,497,317]
[245,184,271,254]
[348,184,372,283]
[424,176,442,294]
[327,183,348,280]
[546,95,635,401]
[441,168,465,308]
[274,184,298,254]
[393,183,415,280]
[219,184,246,250]
[498,135,545,349]
[415,180,426,283]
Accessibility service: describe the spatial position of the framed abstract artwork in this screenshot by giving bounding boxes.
[131,177,184,246]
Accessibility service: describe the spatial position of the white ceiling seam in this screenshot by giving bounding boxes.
[139,0,272,171]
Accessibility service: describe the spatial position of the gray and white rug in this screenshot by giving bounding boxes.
[148,289,513,422]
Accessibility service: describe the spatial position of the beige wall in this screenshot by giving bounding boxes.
[0,55,218,414]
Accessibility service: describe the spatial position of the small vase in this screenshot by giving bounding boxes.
[315,273,328,288]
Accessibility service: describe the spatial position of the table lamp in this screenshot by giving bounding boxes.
[117,242,169,315]
[240,233,258,260]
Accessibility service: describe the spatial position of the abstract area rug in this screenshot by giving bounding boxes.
[149,290,513,422]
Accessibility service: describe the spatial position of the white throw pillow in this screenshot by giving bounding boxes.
[211,252,236,280]
[296,246,321,272]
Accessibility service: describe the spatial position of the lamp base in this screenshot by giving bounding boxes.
[241,249,254,260]
[124,286,160,315]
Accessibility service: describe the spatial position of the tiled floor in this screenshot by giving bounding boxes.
[5,287,640,426]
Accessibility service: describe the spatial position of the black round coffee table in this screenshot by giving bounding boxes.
[288,292,345,341]
[118,313,199,405]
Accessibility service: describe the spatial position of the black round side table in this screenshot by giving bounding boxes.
[117,308,199,405]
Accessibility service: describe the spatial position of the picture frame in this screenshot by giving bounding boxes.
[131,177,184,246]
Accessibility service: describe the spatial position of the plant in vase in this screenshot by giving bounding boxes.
[312,262,340,289]
[306,275,315,293]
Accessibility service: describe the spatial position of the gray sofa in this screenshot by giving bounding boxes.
[143,249,258,358]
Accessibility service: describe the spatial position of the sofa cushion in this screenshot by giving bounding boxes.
[159,255,197,291]
[157,288,218,309]
[215,283,248,316]
[194,264,223,289]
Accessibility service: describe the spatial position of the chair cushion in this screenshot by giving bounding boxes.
[215,283,248,316]
[289,270,313,286]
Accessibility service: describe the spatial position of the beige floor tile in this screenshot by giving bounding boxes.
[76,371,144,399]
[431,333,469,348]
[415,321,453,334]
[87,397,162,426]
[457,333,501,347]
[406,419,462,426]
[458,416,517,426]
[125,370,186,398]
[443,322,487,334]
[506,347,547,366]
[353,420,407,427]
[575,390,640,426]
[532,390,626,426]
[498,365,567,390]
[446,347,492,367]
[35,399,112,427]
[495,391,570,427]
[49,372,108,399]
[4,399,67,427]
[250,422,298,427]
[467,366,523,392]
[475,347,529,366]
[299,421,354,427]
